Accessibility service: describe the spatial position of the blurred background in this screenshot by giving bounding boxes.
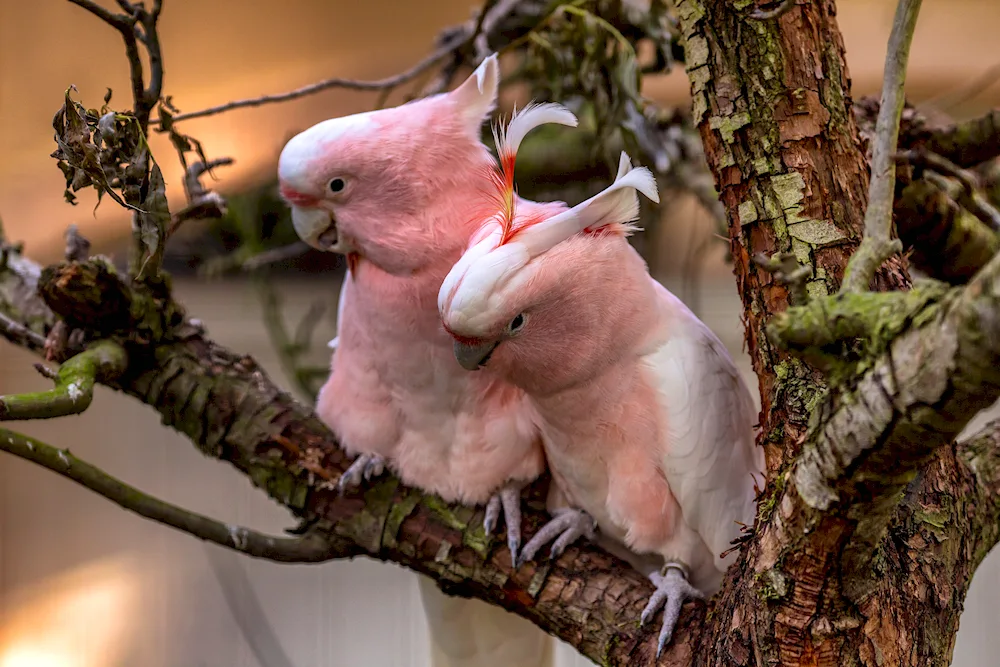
[1,0,999,665]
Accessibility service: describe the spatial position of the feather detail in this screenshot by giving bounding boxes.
[487,102,578,245]
[517,152,659,258]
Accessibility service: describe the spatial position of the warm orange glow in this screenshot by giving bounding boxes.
[0,557,142,667]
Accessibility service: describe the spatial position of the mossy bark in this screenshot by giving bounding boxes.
[670,1,989,665]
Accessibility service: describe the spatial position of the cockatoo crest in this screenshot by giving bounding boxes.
[486,102,578,244]
[439,151,659,334]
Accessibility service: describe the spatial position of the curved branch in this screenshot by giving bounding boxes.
[0,340,127,420]
[0,426,345,562]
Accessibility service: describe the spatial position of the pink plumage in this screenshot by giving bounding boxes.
[439,150,764,656]
[276,55,578,667]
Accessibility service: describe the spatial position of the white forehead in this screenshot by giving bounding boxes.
[440,238,531,334]
[277,110,377,186]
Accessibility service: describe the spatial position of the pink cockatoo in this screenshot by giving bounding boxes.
[276,55,578,667]
[438,131,764,655]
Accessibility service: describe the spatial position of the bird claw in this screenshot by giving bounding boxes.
[640,563,705,658]
[483,484,523,565]
[518,507,596,567]
[337,453,387,495]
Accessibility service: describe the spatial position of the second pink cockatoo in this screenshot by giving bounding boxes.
[438,131,764,655]
[276,55,578,667]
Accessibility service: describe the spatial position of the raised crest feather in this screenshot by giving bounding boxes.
[487,102,578,245]
[516,152,660,258]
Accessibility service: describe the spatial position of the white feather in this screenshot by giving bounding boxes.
[642,286,763,568]
[499,102,578,157]
[519,152,659,258]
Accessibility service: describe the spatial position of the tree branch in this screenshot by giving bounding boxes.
[840,0,921,293]
[895,178,1000,284]
[0,340,127,420]
[920,109,1000,169]
[156,29,470,125]
[0,426,348,563]
[0,249,696,665]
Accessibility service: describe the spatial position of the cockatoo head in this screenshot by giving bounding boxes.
[277,54,503,273]
[439,150,659,394]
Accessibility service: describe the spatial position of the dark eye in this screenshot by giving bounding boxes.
[509,313,526,333]
[329,178,346,193]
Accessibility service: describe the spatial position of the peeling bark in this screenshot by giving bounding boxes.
[673,0,911,481]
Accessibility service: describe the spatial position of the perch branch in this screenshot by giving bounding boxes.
[0,427,347,563]
[0,340,127,421]
[840,0,921,293]
[0,252,699,665]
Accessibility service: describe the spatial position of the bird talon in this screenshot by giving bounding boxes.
[337,453,387,495]
[642,563,704,656]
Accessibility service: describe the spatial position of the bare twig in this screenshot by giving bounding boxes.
[156,29,471,125]
[840,0,922,293]
[748,0,796,20]
[0,340,127,421]
[0,311,46,350]
[0,427,342,563]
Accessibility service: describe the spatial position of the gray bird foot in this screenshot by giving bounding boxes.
[336,453,386,495]
[518,507,596,567]
[484,484,523,565]
[640,563,705,657]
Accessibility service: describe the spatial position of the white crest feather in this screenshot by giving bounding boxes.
[518,152,660,257]
[496,102,578,158]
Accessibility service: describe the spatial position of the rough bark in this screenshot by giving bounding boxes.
[671,1,995,665]
[673,0,911,482]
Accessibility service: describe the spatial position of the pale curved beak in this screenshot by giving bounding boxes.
[290,206,343,253]
[453,340,499,371]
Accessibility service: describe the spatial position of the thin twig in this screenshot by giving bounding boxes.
[840,0,922,293]
[0,311,46,351]
[0,427,341,563]
[155,29,471,125]
[66,0,129,29]
[749,0,796,20]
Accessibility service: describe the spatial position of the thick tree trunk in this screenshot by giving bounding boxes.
[671,1,979,666]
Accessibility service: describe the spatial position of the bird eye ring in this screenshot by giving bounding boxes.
[329,178,346,193]
[508,313,526,333]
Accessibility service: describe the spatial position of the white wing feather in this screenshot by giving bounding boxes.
[642,283,763,569]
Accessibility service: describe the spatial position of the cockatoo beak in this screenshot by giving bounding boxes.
[453,340,499,371]
[290,206,344,253]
